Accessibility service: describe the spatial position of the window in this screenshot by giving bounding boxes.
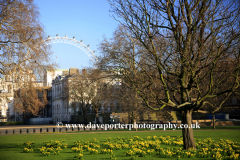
[7,109,10,117]
[8,85,11,93]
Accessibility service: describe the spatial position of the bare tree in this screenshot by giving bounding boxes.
[98,0,240,149]
[200,61,240,129]
[88,69,106,124]
[0,0,53,78]
[67,69,108,124]
[114,83,145,123]
[68,72,92,124]
[14,79,48,122]
[1,0,53,123]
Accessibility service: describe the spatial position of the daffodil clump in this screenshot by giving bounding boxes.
[41,151,50,156]
[23,147,33,153]
[89,148,98,154]
[72,142,84,158]
[75,153,83,159]
[83,145,89,149]
[73,140,84,147]
[44,140,68,149]
[72,139,113,158]
[121,136,239,160]
[38,146,62,155]
[110,154,116,160]
[105,137,112,142]
[23,141,35,149]
[89,143,100,149]
[37,140,67,156]
[38,147,50,156]
[155,147,196,158]
[72,147,83,153]
[101,142,120,150]
[126,148,148,157]
[101,148,113,154]
[18,136,240,160]
[194,138,240,160]
[91,138,97,143]
[18,141,34,153]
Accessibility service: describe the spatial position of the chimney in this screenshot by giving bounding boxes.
[62,70,69,76]
[69,68,79,75]
[82,68,87,75]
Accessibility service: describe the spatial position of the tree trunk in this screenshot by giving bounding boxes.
[212,113,215,130]
[82,108,88,125]
[94,108,100,124]
[181,110,196,149]
[131,111,137,131]
[128,111,132,124]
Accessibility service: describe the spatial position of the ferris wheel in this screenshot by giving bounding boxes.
[40,34,97,63]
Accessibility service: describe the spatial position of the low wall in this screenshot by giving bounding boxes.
[199,121,240,126]
[170,120,240,126]
[71,113,110,124]
[136,120,240,126]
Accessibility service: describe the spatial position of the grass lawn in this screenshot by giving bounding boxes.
[0,130,239,160]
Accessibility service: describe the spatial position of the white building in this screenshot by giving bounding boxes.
[51,68,121,124]
[0,70,44,122]
[0,77,14,122]
[0,67,121,123]
[52,68,79,123]
[44,69,69,87]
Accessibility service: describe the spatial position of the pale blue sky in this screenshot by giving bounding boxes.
[35,0,118,70]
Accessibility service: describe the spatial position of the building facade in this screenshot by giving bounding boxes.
[0,67,122,124]
[52,68,79,123]
[0,70,44,122]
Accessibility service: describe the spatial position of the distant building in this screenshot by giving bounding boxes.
[51,68,121,124]
[52,68,80,123]
[221,93,240,119]
[0,69,44,122]
[0,67,122,124]
[44,69,69,87]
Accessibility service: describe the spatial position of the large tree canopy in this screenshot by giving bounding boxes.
[0,0,52,77]
[98,0,240,149]
[67,69,108,124]
[14,81,48,119]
